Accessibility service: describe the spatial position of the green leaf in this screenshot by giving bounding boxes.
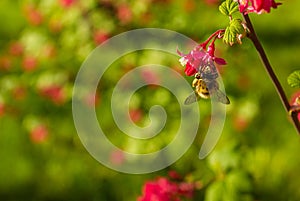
[223,26,236,45]
[228,1,239,15]
[230,19,244,34]
[219,1,229,16]
[219,0,239,16]
[288,70,300,88]
[223,19,245,45]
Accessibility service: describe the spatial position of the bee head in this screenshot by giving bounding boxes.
[195,72,201,79]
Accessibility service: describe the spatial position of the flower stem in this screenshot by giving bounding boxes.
[201,29,225,49]
[243,14,300,134]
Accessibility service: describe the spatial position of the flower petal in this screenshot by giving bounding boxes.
[176,48,185,57]
[184,62,197,76]
[214,57,227,65]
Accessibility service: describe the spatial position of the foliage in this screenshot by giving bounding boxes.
[288,70,300,88]
[1,0,300,201]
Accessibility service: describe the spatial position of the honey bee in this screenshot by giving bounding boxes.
[184,73,230,105]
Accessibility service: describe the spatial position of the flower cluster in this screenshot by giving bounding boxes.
[178,31,226,79]
[137,174,195,201]
[238,0,282,14]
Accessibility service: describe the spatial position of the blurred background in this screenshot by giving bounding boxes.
[1,0,300,200]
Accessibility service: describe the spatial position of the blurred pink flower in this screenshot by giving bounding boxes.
[23,5,43,26]
[59,0,76,8]
[117,4,133,24]
[42,45,57,59]
[168,171,182,180]
[93,30,110,45]
[137,176,194,201]
[141,69,160,85]
[110,150,125,165]
[184,0,196,12]
[30,124,48,143]
[22,56,38,71]
[9,42,24,56]
[238,0,281,14]
[39,85,66,105]
[233,115,249,132]
[129,108,143,123]
[84,92,100,107]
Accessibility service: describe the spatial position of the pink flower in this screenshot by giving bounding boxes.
[129,108,143,123]
[39,85,66,105]
[84,92,100,107]
[168,171,182,180]
[238,0,281,14]
[22,56,38,72]
[93,30,110,45]
[42,44,57,59]
[109,150,125,165]
[177,43,226,77]
[59,0,76,8]
[9,42,24,56]
[137,176,194,201]
[141,69,160,85]
[117,4,133,24]
[30,124,48,143]
[23,5,43,26]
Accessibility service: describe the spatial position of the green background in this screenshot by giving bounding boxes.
[0,0,300,200]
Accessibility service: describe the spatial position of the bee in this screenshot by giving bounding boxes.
[184,73,230,105]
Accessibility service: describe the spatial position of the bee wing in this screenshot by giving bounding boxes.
[211,89,230,104]
[184,92,199,105]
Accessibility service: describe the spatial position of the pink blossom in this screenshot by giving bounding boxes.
[9,42,24,56]
[168,171,182,180]
[238,0,281,14]
[84,92,100,107]
[59,0,76,8]
[42,45,57,59]
[141,69,160,85]
[137,176,194,201]
[177,44,226,77]
[22,56,38,72]
[129,108,143,123]
[93,30,110,45]
[39,85,66,105]
[109,150,125,165]
[30,124,48,143]
[117,4,133,24]
[23,5,43,26]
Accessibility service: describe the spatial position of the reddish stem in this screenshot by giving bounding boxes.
[243,14,300,134]
[201,29,225,49]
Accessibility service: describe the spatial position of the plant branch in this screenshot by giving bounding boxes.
[243,14,300,134]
